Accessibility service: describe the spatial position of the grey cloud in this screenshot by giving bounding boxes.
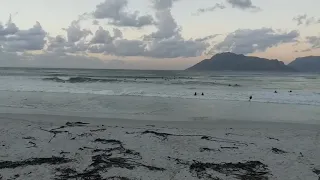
[93,0,154,27]
[143,7,208,58]
[88,43,115,54]
[92,20,99,25]
[93,0,126,19]
[195,3,226,15]
[91,26,113,44]
[46,35,70,54]
[293,14,307,25]
[62,20,92,43]
[88,44,107,54]
[48,20,93,54]
[0,51,169,70]
[46,35,84,55]
[2,22,47,52]
[195,34,221,42]
[88,35,146,57]
[113,39,146,56]
[0,16,19,36]
[226,0,260,10]
[113,28,123,39]
[305,36,320,49]
[214,28,299,54]
[146,37,208,58]
[0,51,117,69]
[47,34,90,55]
[293,14,320,26]
[68,41,90,54]
[152,0,179,10]
[87,0,209,58]
[144,9,180,40]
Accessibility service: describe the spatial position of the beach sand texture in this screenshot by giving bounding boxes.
[0,114,319,180]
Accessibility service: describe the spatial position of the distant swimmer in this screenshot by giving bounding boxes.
[249,95,252,101]
[194,92,197,96]
[201,92,204,96]
[289,90,292,93]
[274,90,278,93]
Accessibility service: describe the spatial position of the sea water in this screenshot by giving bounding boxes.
[0,68,319,123]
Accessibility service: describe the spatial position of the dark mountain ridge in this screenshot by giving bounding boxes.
[187,52,295,72]
[288,56,320,72]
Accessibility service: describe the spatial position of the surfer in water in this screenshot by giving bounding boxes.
[249,95,252,101]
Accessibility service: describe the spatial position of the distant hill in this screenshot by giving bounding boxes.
[288,56,320,72]
[187,52,295,72]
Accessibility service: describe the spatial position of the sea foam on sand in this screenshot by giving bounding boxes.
[0,113,319,180]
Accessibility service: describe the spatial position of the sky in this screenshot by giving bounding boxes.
[0,0,320,70]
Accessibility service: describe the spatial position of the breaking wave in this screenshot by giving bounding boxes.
[43,77,119,83]
[42,76,240,87]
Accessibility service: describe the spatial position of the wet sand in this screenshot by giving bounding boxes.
[0,113,319,179]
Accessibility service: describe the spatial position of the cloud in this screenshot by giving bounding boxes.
[305,36,320,49]
[46,19,94,55]
[226,0,260,11]
[293,14,307,25]
[0,15,19,37]
[113,28,123,39]
[195,34,221,42]
[62,20,92,43]
[1,21,47,52]
[87,26,145,56]
[87,0,210,58]
[138,0,209,58]
[46,35,70,54]
[152,0,179,10]
[214,28,299,54]
[91,26,113,44]
[92,20,99,25]
[113,39,146,56]
[93,0,154,27]
[46,23,87,55]
[293,14,320,26]
[194,3,226,15]
[145,36,208,58]
[144,9,180,40]
[0,51,125,69]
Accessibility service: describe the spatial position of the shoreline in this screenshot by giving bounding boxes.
[0,91,319,125]
[2,112,320,128]
[0,113,319,179]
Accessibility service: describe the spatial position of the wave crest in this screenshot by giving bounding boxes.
[43,77,118,83]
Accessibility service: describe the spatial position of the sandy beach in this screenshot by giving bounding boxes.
[0,113,319,180]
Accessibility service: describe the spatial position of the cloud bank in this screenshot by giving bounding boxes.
[0,0,317,69]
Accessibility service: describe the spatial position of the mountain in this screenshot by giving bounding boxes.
[288,56,320,72]
[187,52,295,72]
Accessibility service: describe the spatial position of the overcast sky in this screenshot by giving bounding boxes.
[0,0,319,70]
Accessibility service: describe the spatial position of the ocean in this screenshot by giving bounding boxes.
[0,68,319,123]
[2,68,320,180]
